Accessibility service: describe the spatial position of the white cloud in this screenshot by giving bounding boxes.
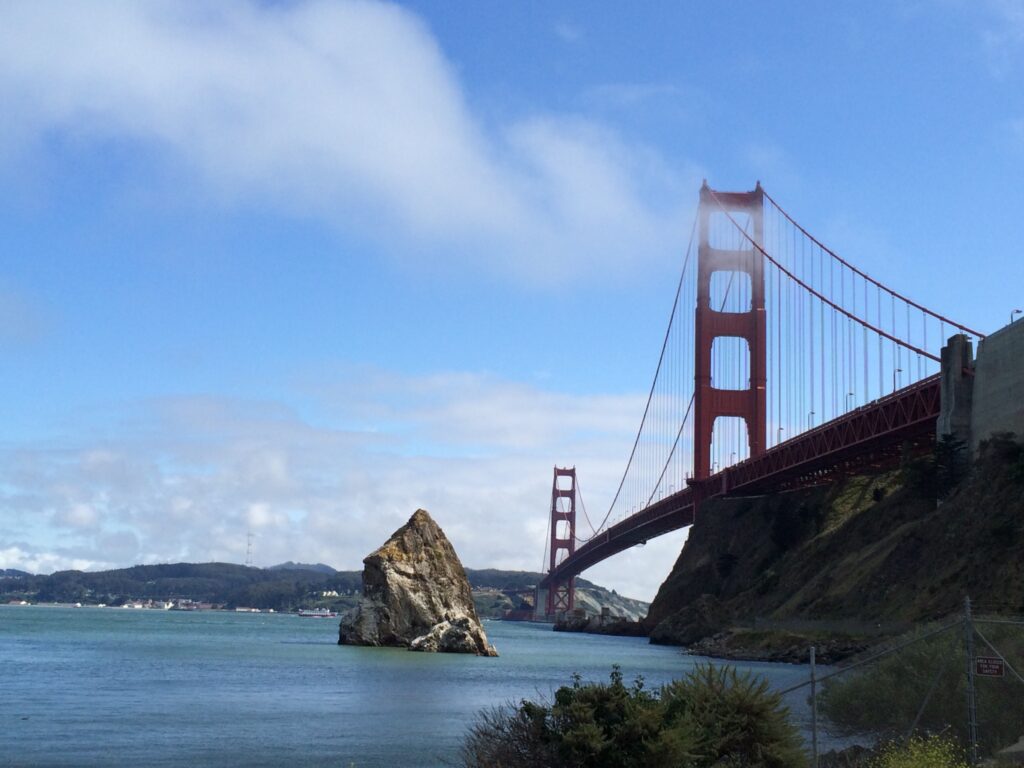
[0,0,695,281]
[0,545,112,574]
[61,503,100,529]
[0,369,681,601]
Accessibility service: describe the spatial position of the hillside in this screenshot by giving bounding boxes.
[469,571,649,622]
[0,562,358,612]
[267,561,337,574]
[643,434,1024,658]
[0,561,647,618]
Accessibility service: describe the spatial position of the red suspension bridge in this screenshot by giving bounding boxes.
[538,182,983,617]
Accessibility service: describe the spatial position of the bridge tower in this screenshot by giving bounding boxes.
[693,182,767,479]
[544,466,577,616]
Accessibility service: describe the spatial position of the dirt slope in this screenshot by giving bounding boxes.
[644,437,1024,649]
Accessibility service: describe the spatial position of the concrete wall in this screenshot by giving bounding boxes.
[970,319,1024,452]
[936,333,974,446]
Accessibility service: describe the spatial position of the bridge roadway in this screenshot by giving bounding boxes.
[539,374,942,589]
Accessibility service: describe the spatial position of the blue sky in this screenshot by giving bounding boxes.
[1,1,1022,600]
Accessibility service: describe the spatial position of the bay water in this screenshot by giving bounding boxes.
[1,606,818,767]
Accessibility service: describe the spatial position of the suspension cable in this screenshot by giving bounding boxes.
[596,215,697,533]
[574,474,597,541]
[762,190,983,339]
[709,189,942,363]
[646,394,695,506]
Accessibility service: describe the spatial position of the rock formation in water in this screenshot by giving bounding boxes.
[338,509,498,656]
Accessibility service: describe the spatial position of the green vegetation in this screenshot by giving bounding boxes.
[869,735,969,768]
[0,562,361,611]
[471,589,518,618]
[0,562,626,615]
[819,623,1024,758]
[901,434,969,500]
[460,664,806,768]
[647,433,1024,650]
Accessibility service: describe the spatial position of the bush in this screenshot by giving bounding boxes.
[933,435,968,498]
[660,665,807,767]
[460,664,806,768]
[870,735,968,768]
[818,624,1024,758]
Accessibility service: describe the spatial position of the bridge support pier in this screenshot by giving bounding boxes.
[937,333,974,448]
[543,467,576,618]
[693,182,767,480]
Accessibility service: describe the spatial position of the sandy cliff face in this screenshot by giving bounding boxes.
[339,509,498,656]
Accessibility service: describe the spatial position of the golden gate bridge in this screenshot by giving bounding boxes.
[538,182,983,617]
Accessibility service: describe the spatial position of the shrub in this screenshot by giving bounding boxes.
[818,625,1024,757]
[460,664,806,768]
[870,735,968,768]
[660,665,807,767]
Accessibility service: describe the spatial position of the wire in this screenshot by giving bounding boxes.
[647,394,695,506]
[598,215,697,532]
[710,189,943,363]
[762,190,983,339]
[574,475,598,541]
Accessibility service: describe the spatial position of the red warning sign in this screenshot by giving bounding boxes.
[975,657,1006,677]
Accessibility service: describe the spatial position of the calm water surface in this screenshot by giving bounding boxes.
[1,606,816,767]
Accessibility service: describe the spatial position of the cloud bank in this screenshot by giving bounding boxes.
[0,1,701,600]
[0,368,683,601]
[0,0,695,280]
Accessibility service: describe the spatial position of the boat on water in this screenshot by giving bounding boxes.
[297,608,337,618]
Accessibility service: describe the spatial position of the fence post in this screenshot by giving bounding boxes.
[964,596,979,764]
[810,645,819,767]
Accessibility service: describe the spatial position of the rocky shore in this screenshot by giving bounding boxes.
[552,613,647,637]
[682,628,870,665]
[554,612,868,663]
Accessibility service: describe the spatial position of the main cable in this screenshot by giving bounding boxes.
[596,215,697,533]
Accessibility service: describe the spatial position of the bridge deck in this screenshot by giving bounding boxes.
[540,374,941,589]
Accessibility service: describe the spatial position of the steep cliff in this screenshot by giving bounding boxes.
[339,509,498,656]
[645,436,1024,654]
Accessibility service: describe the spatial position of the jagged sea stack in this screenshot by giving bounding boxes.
[338,509,498,656]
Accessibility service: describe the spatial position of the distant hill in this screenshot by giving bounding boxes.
[464,568,648,622]
[0,562,357,611]
[0,561,647,618]
[266,562,337,574]
[1,568,31,579]
[463,568,598,591]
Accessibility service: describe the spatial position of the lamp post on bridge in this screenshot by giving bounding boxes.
[1012,309,1022,324]
[807,411,815,430]
[846,392,855,411]
[776,426,784,446]
[892,368,902,393]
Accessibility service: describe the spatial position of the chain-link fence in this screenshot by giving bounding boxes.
[777,598,1024,766]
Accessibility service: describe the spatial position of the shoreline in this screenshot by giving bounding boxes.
[553,616,877,665]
